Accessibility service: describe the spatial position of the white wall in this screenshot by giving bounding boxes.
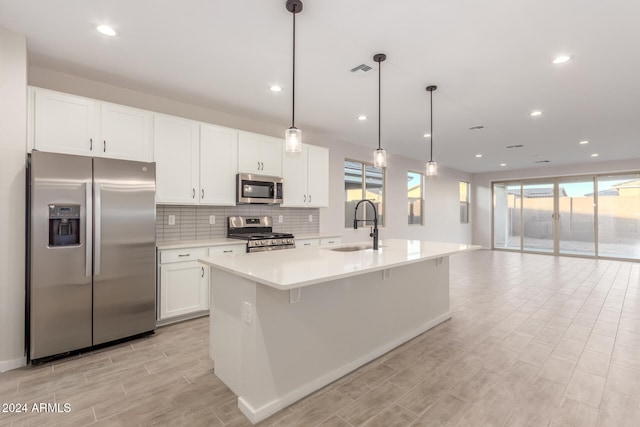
[0,27,27,372]
[471,159,640,248]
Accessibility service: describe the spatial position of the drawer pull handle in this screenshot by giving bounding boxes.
[304,243,311,246]
[201,267,205,277]
[178,253,190,257]
[328,240,334,244]
[223,250,233,253]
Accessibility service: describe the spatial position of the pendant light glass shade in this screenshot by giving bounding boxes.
[373,53,387,168]
[285,0,303,153]
[426,160,438,176]
[285,126,302,152]
[374,148,387,168]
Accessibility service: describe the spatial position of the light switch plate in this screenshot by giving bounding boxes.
[209,215,216,225]
[308,214,313,223]
[242,301,252,325]
[278,215,283,223]
[168,215,176,225]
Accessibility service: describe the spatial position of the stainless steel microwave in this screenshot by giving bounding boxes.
[237,173,283,204]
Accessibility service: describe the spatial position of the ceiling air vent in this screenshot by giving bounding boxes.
[535,160,551,163]
[506,144,524,149]
[350,64,373,74]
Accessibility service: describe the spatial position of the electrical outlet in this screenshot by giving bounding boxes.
[209,215,216,225]
[242,301,252,325]
[278,215,283,223]
[308,214,313,223]
[168,215,176,225]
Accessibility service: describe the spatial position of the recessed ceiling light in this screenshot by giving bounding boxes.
[423,133,431,138]
[553,55,571,64]
[96,25,117,36]
[358,115,367,121]
[500,163,506,167]
[475,154,483,158]
[269,85,282,92]
[530,111,543,117]
[591,153,599,157]
[579,140,589,145]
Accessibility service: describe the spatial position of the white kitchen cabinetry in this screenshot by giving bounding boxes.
[282,144,329,207]
[320,237,342,246]
[30,87,152,162]
[154,115,200,204]
[200,125,238,205]
[154,116,238,205]
[100,103,152,161]
[296,236,342,249]
[208,244,244,256]
[158,248,209,323]
[238,131,283,177]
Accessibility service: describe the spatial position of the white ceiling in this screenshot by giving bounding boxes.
[2,0,639,173]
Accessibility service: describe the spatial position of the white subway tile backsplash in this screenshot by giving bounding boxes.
[156,205,320,242]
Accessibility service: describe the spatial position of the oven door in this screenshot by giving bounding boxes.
[237,174,283,204]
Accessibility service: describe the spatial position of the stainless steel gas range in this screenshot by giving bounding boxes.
[227,216,295,252]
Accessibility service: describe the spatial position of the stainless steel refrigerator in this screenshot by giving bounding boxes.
[27,151,156,362]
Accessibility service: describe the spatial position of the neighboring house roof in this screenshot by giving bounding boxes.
[611,179,640,189]
[508,187,568,198]
[585,188,619,197]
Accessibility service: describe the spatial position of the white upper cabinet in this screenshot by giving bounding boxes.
[154,115,200,204]
[154,116,238,205]
[100,103,152,161]
[200,124,238,205]
[282,144,329,207]
[30,87,152,162]
[238,131,283,177]
[32,88,99,156]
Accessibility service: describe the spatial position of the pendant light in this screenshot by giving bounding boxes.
[285,0,303,153]
[373,53,387,168]
[426,85,438,176]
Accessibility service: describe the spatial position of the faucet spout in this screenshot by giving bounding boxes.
[353,199,379,250]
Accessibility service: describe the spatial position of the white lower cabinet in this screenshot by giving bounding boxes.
[297,236,342,249]
[158,248,209,323]
[157,243,245,325]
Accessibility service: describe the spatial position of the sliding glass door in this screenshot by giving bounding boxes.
[492,173,639,260]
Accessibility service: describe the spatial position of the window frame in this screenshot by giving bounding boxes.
[460,181,470,224]
[344,158,386,228]
[407,170,424,226]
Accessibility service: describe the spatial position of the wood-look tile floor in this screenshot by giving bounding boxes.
[2,250,639,426]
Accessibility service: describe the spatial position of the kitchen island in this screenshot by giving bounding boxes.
[199,239,479,424]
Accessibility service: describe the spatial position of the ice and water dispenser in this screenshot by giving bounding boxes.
[48,204,80,246]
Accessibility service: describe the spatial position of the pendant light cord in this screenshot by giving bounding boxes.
[429,89,433,162]
[378,59,382,150]
[291,7,296,127]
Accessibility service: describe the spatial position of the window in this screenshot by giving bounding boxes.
[460,181,470,224]
[408,171,424,225]
[344,160,385,228]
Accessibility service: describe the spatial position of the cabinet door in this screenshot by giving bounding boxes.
[307,145,329,207]
[200,125,238,205]
[238,132,283,176]
[159,261,208,320]
[259,136,283,177]
[33,88,98,156]
[237,132,262,174]
[100,103,152,161]
[282,147,308,207]
[154,115,199,204]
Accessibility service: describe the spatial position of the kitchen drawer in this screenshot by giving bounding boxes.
[296,238,320,248]
[320,237,342,246]
[209,244,245,256]
[159,247,208,264]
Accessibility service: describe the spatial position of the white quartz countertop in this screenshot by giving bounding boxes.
[199,239,481,290]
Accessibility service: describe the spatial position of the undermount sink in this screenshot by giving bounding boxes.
[326,244,383,252]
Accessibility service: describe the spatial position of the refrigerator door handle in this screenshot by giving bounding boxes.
[85,182,93,277]
[94,182,101,276]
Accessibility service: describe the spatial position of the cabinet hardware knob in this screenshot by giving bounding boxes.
[90,138,93,150]
[261,162,264,170]
[202,189,205,199]
[223,250,233,253]
[304,195,306,202]
[309,194,311,203]
[202,266,205,277]
[103,140,106,152]
[179,253,190,257]
[192,188,196,198]
[257,161,261,170]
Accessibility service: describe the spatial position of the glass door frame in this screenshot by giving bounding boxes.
[492,174,599,258]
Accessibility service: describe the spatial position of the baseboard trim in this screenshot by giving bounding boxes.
[237,311,452,424]
[0,356,26,373]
